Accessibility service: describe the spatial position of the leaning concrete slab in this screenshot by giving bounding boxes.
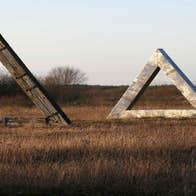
[0,34,71,125]
[108,49,196,119]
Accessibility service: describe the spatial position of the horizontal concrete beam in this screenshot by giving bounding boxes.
[108,110,196,119]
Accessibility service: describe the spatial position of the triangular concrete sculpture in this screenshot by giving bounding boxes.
[108,49,196,119]
[0,34,71,125]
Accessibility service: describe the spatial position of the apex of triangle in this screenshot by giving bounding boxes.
[156,48,164,53]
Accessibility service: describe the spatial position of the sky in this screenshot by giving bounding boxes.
[1,0,196,85]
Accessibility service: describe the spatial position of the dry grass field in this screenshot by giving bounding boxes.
[0,86,195,195]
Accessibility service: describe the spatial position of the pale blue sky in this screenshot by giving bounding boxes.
[1,0,196,85]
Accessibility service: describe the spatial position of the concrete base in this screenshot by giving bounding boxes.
[108,110,196,119]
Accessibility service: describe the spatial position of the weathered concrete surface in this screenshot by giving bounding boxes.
[0,34,71,125]
[108,48,196,119]
[157,49,196,108]
[117,110,196,119]
[107,51,160,119]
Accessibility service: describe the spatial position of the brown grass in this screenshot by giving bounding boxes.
[0,86,195,195]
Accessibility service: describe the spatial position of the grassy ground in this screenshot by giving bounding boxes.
[0,86,195,195]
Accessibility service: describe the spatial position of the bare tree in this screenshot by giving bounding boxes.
[44,66,87,86]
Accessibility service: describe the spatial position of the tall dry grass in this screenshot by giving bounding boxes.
[0,85,195,195]
[0,105,195,195]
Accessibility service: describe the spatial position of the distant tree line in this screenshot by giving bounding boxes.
[0,65,126,107]
[0,66,88,105]
[0,66,182,108]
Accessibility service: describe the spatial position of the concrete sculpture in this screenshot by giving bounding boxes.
[108,49,196,119]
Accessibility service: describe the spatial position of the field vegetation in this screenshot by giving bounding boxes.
[0,82,195,195]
